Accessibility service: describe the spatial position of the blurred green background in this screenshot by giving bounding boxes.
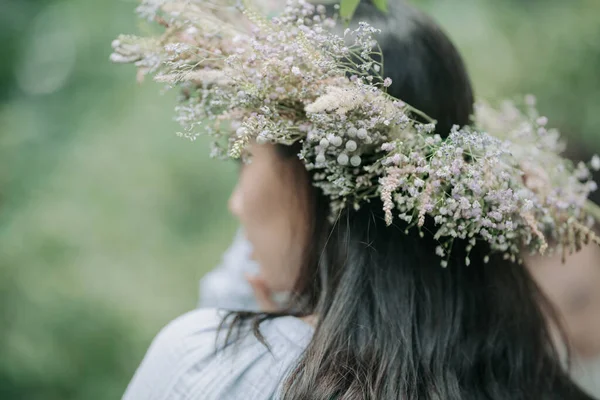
[0,0,598,399]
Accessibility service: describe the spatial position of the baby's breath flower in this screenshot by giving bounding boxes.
[350,155,361,167]
[337,153,349,166]
[330,136,343,147]
[342,140,356,152]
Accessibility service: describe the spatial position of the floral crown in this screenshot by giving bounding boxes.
[112,0,600,265]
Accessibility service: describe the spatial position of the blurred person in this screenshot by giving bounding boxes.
[526,150,600,397]
[198,229,261,310]
[113,1,597,399]
[527,225,600,397]
[199,228,293,312]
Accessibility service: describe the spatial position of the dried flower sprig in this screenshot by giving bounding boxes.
[112,0,599,265]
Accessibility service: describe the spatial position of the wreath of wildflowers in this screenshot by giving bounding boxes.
[111,0,600,265]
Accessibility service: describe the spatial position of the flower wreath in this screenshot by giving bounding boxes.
[112,0,600,265]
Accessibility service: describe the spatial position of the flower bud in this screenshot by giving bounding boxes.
[345,140,357,152]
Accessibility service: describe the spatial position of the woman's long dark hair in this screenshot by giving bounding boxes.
[223,1,595,399]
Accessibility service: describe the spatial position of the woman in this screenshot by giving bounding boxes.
[114,1,597,399]
[527,235,600,397]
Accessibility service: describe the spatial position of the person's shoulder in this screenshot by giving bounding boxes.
[154,308,225,345]
[122,308,225,400]
[148,308,312,364]
[123,309,313,400]
[155,308,312,352]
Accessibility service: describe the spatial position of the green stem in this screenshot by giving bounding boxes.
[382,92,437,124]
[407,105,437,125]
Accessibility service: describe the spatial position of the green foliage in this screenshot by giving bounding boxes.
[372,0,388,12]
[0,0,238,399]
[340,0,387,20]
[417,0,600,154]
[340,0,361,20]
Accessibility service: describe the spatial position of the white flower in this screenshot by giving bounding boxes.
[591,155,600,171]
[256,135,268,144]
[330,136,343,147]
[305,86,366,115]
[345,140,357,152]
[380,142,395,152]
[337,153,349,166]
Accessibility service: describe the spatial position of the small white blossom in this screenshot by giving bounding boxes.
[591,155,600,171]
[337,153,349,166]
[330,136,343,147]
[345,140,357,152]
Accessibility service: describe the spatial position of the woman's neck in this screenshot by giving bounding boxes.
[299,314,318,326]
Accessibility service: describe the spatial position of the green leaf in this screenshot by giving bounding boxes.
[339,0,361,20]
[373,0,388,13]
